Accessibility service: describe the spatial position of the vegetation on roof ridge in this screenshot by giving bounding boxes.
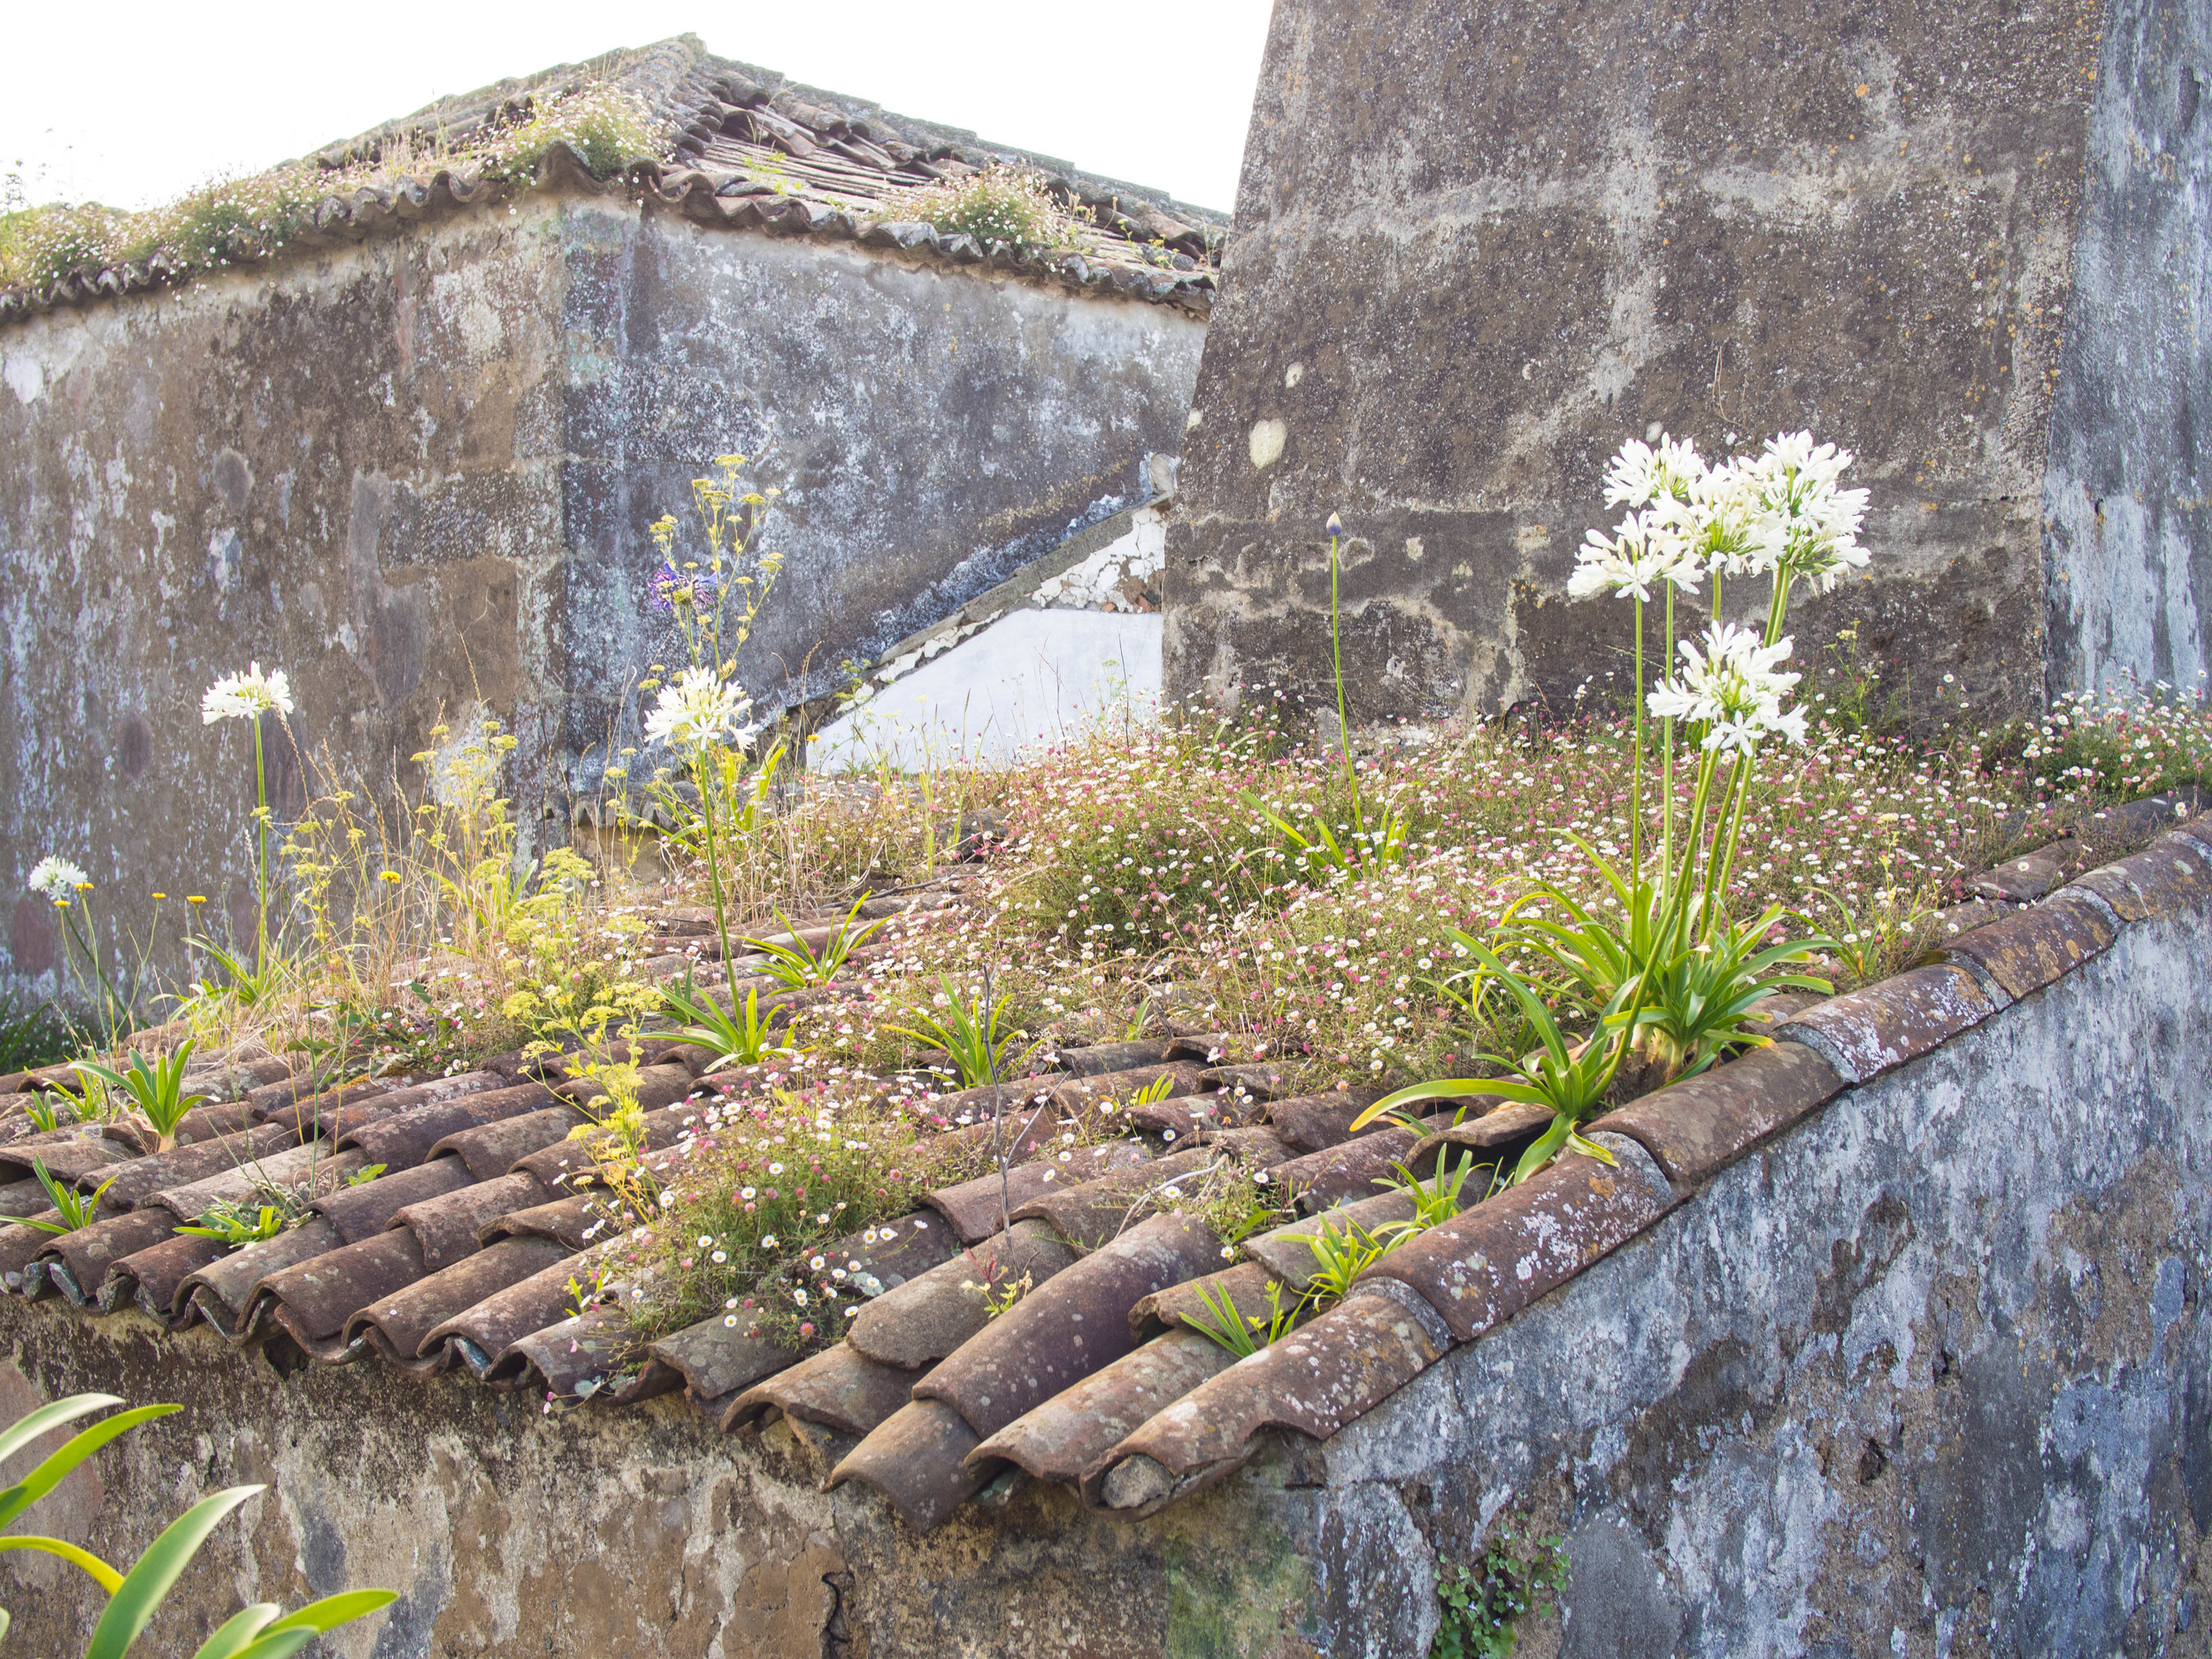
[0,78,667,298]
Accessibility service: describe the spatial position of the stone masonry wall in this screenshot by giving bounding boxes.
[1164,0,2208,733]
[0,196,1202,1002]
[5,856,2208,1656]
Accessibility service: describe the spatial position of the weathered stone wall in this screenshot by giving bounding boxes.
[0,196,1203,1000]
[7,887,2207,1656]
[2043,0,2212,699]
[1164,0,2205,733]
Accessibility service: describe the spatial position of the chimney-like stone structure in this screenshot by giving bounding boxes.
[1165,0,2210,732]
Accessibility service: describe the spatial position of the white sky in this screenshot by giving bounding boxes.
[0,3,1274,217]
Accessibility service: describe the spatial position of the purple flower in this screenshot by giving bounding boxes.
[649,561,718,612]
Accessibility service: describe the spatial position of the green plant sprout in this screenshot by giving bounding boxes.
[0,1162,116,1233]
[882,976,1040,1089]
[663,981,795,1071]
[740,895,886,988]
[1184,1276,1300,1359]
[73,1040,208,1155]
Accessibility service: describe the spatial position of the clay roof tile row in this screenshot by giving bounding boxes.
[3,813,2204,1532]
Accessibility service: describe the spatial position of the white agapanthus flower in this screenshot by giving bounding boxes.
[27,856,89,902]
[643,666,752,753]
[1732,431,1871,590]
[201,663,295,724]
[1647,623,1808,751]
[1602,434,1705,511]
[1570,511,1702,603]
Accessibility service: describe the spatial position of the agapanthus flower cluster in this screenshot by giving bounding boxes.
[1647,623,1809,752]
[27,856,88,902]
[643,666,753,753]
[201,663,294,724]
[1574,430,1870,600]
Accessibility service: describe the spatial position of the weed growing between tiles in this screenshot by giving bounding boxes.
[9,446,2211,1378]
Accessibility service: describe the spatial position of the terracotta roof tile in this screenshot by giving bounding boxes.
[484,1304,645,1401]
[848,1218,1079,1370]
[1052,1040,1181,1076]
[642,1314,798,1409]
[915,1211,1221,1443]
[1590,1041,1844,1186]
[259,1230,426,1358]
[93,1123,299,1207]
[338,1082,560,1169]
[429,1105,590,1179]
[177,1217,345,1338]
[1130,1260,1282,1342]
[1359,1134,1675,1343]
[1008,1145,1214,1245]
[1242,1192,1418,1294]
[312,1157,475,1242]
[828,1397,986,1531]
[478,1193,601,1250]
[1095,1287,1450,1514]
[139,1142,368,1222]
[345,1236,572,1371]
[1257,1088,1390,1153]
[1268,1115,1451,1211]
[392,1171,552,1271]
[972,1327,1230,1486]
[1775,964,2000,1084]
[103,1230,227,1321]
[38,1209,178,1303]
[724,1342,925,1436]
[0,1134,130,1187]
[920,1139,1151,1242]
[424,1244,614,1377]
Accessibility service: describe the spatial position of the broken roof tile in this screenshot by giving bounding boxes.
[485,1304,644,1402]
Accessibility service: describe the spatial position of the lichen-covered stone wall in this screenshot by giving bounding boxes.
[1164,0,2207,733]
[6,887,2206,1656]
[0,196,1203,999]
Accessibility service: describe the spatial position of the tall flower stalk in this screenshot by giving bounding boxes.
[634,456,787,976]
[201,663,295,981]
[1357,430,1858,1177]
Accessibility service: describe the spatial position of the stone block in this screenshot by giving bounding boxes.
[1358,1134,1675,1343]
[1589,1041,1847,1186]
[1774,964,2000,1085]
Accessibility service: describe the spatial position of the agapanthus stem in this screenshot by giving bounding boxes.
[1330,529,1355,795]
[1660,586,1678,900]
[252,718,271,981]
[695,749,737,985]
[1631,593,1645,880]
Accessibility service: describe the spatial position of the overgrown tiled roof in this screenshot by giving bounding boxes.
[5,798,2208,1532]
[0,35,1224,326]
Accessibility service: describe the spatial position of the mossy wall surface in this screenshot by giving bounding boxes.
[0,196,1202,998]
[1164,0,2210,733]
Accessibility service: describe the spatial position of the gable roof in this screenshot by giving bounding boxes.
[0,35,1225,327]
